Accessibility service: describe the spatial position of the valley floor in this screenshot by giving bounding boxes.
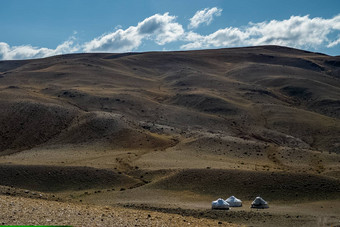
[1,194,339,226]
[0,195,236,227]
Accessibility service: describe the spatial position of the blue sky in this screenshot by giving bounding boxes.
[0,0,339,59]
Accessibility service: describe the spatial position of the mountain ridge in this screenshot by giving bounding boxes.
[0,45,339,156]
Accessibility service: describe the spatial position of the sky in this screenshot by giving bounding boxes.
[0,0,340,60]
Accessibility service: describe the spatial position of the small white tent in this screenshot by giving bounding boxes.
[251,196,269,209]
[225,196,242,207]
[212,198,230,210]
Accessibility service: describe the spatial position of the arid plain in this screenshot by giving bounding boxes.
[0,46,339,226]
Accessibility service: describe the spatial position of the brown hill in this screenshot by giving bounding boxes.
[0,45,339,156]
[0,45,340,226]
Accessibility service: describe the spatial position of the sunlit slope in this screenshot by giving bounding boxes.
[0,46,338,156]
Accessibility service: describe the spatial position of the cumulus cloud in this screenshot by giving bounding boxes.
[0,38,79,60]
[0,13,184,59]
[82,27,141,53]
[83,13,184,52]
[188,7,222,29]
[182,14,340,50]
[2,11,340,60]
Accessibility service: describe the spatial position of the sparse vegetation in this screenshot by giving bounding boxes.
[0,46,339,226]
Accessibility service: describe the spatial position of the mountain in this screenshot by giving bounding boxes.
[0,45,340,226]
[0,45,339,155]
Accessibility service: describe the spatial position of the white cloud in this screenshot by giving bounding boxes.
[182,14,340,50]
[83,13,184,52]
[82,27,141,53]
[188,7,222,29]
[246,15,334,47]
[2,12,340,60]
[182,28,248,49]
[0,38,79,60]
[327,37,340,48]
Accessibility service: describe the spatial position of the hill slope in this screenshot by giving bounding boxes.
[0,45,339,155]
[0,46,340,226]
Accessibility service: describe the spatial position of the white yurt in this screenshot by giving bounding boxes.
[211,198,230,210]
[251,196,269,209]
[225,196,242,207]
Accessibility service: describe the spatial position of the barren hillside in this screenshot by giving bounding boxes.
[0,46,339,226]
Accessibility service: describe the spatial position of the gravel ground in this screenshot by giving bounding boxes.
[0,195,236,226]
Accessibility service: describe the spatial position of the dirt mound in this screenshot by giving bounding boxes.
[51,111,175,149]
[53,111,127,144]
[0,99,78,154]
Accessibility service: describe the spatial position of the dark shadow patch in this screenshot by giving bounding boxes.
[0,60,29,72]
[103,52,142,60]
[0,164,139,192]
[7,86,19,89]
[280,86,312,100]
[150,169,340,201]
[324,60,340,67]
